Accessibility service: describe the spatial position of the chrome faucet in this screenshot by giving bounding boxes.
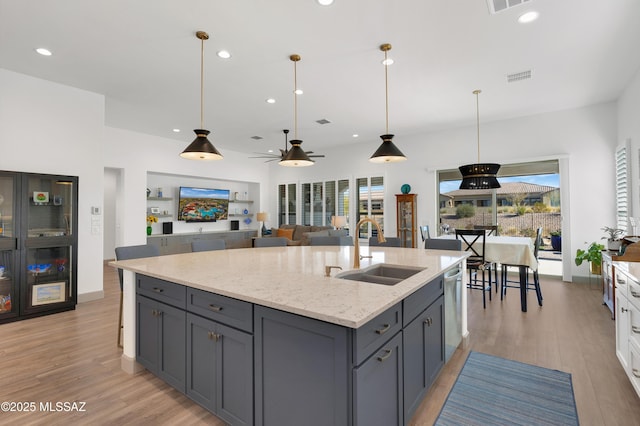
[353,217,386,269]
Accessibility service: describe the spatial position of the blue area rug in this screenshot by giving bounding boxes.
[435,352,579,425]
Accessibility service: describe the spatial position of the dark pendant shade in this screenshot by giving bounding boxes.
[459,163,501,189]
[370,134,407,163]
[180,129,223,160]
[279,139,314,167]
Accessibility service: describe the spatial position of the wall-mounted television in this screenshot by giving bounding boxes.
[178,187,229,222]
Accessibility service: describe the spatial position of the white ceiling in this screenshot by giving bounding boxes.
[1,0,639,157]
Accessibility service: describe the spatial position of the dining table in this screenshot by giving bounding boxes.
[434,234,537,312]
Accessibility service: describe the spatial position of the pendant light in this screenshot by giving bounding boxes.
[280,54,314,167]
[180,31,223,161]
[370,43,407,163]
[458,90,501,189]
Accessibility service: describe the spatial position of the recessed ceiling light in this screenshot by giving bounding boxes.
[266,98,276,104]
[35,48,52,56]
[382,58,394,66]
[268,149,274,153]
[352,134,359,138]
[217,50,231,59]
[317,0,334,5]
[518,11,539,24]
[294,89,303,95]
[172,128,181,133]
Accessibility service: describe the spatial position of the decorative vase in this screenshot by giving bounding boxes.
[146,225,152,236]
[590,262,601,275]
[551,235,561,252]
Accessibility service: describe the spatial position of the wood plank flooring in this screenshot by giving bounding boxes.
[0,264,637,425]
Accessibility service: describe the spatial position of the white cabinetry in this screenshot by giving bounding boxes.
[614,263,640,396]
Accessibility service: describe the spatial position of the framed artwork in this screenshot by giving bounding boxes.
[32,281,66,306]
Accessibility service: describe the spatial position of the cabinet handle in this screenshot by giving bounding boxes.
[621,307,629,313]
[375,324,390,335]
[424,318,433,326]
[152,310,162,317]
[377,349,393,362]
[633,369,640,378]
[632,326,640,334]
[631,290,640,298]
[153,287,164,293]
[618,278,626,284]
[208,304,223,312]
[207,331,222,341]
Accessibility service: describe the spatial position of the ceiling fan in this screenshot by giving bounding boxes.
[250,129,325,163]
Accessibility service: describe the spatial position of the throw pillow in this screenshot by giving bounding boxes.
[277,228,294,240]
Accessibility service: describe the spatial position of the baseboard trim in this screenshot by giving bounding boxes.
[121,353,145,375]
[78,290,104,303]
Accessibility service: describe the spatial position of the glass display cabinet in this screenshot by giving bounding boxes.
[396,194,417,248]
[0,171,78,324]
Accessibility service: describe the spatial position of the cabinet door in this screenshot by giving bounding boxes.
[137,294,186,391]
[403,296,444,421]
[216,321,253,426]
[157,302,186,392]
[254,306,349,426]
[616,293,630,370]
[354,332,403,426]
[137,294,159,372]
[187,313,253,425]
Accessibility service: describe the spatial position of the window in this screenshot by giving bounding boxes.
[278,183,297,226]
[616,145,629,233]
[279,179,349,227]
[356,176,384,238]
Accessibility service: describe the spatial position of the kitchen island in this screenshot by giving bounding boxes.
[111,245,468,426]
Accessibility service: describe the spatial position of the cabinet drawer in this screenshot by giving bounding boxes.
[354,303,402,365]
[628,278,640,311]
[137,274,186,309]
[187,287,253,332]
[403,275,443,326]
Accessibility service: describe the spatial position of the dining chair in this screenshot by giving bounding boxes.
[455,229,494,308]
[114,244,161,348]
[473,225,498,236]
[424,238,462,251]
[310,236,354,246]
[368,237,401,247]
[500,227,543,306]
[420,225,431,241]
[191,239,226,252]
[254,237,288,247]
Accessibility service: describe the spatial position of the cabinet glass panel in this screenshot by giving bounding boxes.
[0,249,16,316]
[0,174,17,239]
[26,176,75,237]
[25,246,73,309]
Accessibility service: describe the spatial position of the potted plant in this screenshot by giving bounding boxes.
[550,230,562,251]
[601,226,625,251]
[575,242,605,275]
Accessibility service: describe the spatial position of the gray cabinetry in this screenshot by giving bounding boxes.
[186,313,253,426]
[136,294,186,391]
[254,305,349,426]
[403,295,444,420]
[353,332,404,426]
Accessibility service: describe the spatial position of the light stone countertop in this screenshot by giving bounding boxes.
[110,245,467,328]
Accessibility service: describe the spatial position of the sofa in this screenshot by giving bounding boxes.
[269,224,348,246]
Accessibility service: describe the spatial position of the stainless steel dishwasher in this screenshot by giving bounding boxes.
[444,266,463,362]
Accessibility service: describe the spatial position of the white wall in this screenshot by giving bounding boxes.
[269,102,619,281]
[0,68,105,300]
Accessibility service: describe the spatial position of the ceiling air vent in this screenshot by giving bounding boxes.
[486,0,531,14]
[507,69,532,83]
[250,136,263,140]
[315,119,331,125]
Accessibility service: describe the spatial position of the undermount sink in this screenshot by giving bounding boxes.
[335,263,426,285]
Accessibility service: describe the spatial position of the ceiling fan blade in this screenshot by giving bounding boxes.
[308,154,325,158]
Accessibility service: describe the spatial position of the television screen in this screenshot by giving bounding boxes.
[178,187,229,222]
